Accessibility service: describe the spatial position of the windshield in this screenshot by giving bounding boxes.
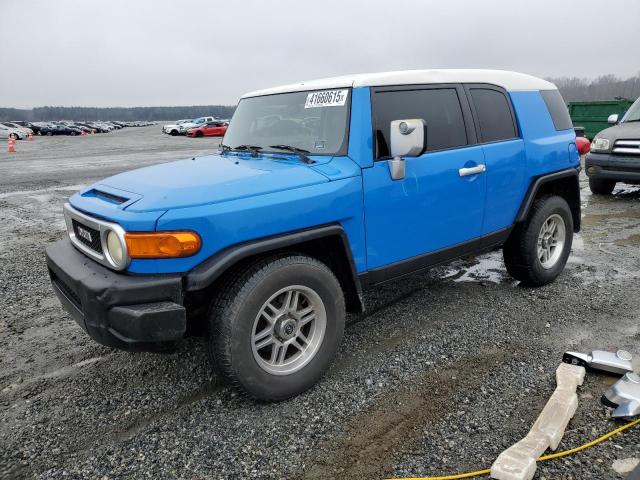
[621,97,640,122]
[223,89,350,155]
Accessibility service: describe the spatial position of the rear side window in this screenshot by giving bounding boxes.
[469,88,517,142]
[541,90,573,131]
[374,88,467,158]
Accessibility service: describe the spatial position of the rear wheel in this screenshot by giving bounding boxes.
[207,255,345,401]
[170,129,179,136]
[589,177,616,195]
[503,195,573,286]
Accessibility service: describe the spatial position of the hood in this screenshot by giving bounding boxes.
[596,122,640,141]
[98,153,330,212]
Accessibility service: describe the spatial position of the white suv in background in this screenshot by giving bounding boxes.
[162,119,192,136]
[163,117,217,136]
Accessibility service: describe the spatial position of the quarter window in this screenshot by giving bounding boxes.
[374,88,468,158]
[469,88,517,142]
[541,89,573,131]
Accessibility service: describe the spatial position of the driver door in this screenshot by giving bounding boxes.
[363,85,487,272]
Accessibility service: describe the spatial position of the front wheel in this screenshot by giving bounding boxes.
[589,177,616,195]
[207,255,345,401]
[503,195,573,286]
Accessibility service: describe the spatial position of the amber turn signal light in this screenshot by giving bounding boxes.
[125,231,201,258]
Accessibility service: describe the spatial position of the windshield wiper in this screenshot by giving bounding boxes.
[221,144,263,157]
[269,145,314,164]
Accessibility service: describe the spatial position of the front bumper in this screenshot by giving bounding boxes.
[46,239,186,351]
[585,152,640,183]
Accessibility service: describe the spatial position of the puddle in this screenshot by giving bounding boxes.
[444,251,508,284]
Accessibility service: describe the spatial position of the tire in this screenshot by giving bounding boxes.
[589,177,616,195]
[170,130,178,136]
[70,131,77,136]
[196,131,203,138]
[207,255,345,401]
[503,195,573,286]
[46,131,53,136]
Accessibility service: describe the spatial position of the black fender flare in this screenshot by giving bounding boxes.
[515,168,581,232]
[184,223,364,311]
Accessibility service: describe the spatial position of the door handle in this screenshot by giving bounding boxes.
[458,164,486,177]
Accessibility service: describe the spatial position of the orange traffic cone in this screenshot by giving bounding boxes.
[8,138,17,153]
[27,133,33,141]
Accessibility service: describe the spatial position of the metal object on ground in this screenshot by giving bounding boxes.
[490,363,586,480]
[563,349,633,375]
[627,462,640,480]
[603,372,640,418]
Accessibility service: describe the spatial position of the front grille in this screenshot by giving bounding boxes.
[612,140,640,156]
[72,219,103,253]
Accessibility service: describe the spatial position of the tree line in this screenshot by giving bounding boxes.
[1,74,639,122]
[0,105,236,122]
[546,73,640,103]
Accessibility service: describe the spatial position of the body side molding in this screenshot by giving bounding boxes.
[359,227,512,287]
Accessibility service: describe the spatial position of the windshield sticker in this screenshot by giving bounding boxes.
[305,90,348,109]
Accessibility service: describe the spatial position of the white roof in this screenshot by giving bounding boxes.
[242,69,556,98]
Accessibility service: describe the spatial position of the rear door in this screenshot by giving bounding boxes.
[363,84,487,270]
[464,85,526,234]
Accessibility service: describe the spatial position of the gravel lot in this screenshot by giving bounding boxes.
[1,126,639,479]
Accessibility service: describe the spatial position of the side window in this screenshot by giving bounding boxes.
[540,90,573,131]
[374,88,468,158]
[469,88,517,142]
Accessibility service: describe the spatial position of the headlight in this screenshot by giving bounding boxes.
[106,230,126,267]
[591,137,610,152]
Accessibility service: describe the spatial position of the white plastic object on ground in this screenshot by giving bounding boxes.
[490,363,586,480]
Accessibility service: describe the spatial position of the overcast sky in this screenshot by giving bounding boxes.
[2,0,639,108]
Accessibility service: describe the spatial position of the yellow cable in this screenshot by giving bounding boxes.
[388,418,640,480]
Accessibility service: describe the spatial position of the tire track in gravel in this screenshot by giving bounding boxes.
[300,347,511,480]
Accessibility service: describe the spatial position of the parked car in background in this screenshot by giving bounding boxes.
[0,123,24,139]
[162,119,192,135]
[46,69,582,401]
[187,121,228,137]
[12,121,44,135]
[586,95,640,194]
[40,124,84,136]
[2,122,33,137]
[180,116,216,131]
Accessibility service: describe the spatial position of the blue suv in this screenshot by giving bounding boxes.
[46,70,581,400]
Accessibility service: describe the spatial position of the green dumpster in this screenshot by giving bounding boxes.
[568,100,633,140]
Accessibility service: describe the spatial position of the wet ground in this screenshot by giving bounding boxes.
[0,127,639,479]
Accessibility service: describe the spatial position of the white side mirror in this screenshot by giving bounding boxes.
[388,119,426,180]
[608,114,619,125]
[390,119,426,157]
